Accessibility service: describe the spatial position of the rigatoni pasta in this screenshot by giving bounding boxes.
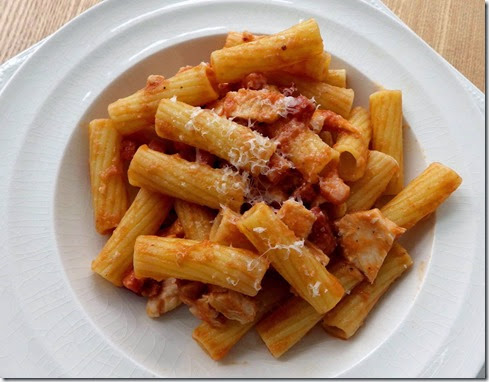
[381,162,462,229]
[238,203,345,314]
[325,69,346,88]
[88,119,129,234]
[256,260,364,358]
[87,19,463,361]
[192,276,290,360]
[281,52,331,82]
[222,31,331,81]
[128,145,245,211]
[268,122,339,183]
[277,199,316,239]
[133,236,268,296]
[174,199,215,240]
[155,98,276,175]
[209,207,255,250]
[334,106,372,181]
[267,71,354,118]
[211,19,324,83]
[370,89,404,194]
[108,63,219,135]
[346,150,399,212]
[91,188,173,286]
[322,243,412,339]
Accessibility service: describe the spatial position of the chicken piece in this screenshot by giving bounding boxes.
[272,116,334,183]
[122,270,145,294]
[208,98,225,116]
[292,182,317,205]
[277,199,317,239]
[141,279,162,298]
[284,95,316,122]
[319,166,350,205]
[264,153,295,184]
[179,281,207,304]
[241,72,268,90]
[146,278,182,318]
[206,286,258,324]
[221,88,287,123]
[179,281,225,327]
[271,118,308,151]
[122,270,162,297]
[310,109,358,135]
[308,207,337,256]
[189,295,226,327]
[335,208,406,283]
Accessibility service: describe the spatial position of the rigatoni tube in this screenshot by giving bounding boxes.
[128,145,246,211]
[269,122,339,184]
[174,199,215,240]
[282,52,331,82]
[211,19,324,83]
[155,99,276,175]
[237,203,344,314]
[346,150,399,213]
[192,276,290,360]
[88,119,129,234]
[223,31,330,82]
[108,63,219,135]
[369,89,403,194]
[325,69,346,88]
[256,260,363,358]
[133,236,269,296]
[91,188,173,286]
[209,207,255,250]
[277,199,316,239]
[381,162,462,229]
[334,107,372,182]
[322,242,412,339]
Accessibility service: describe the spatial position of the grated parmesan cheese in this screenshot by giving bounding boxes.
[263,238,305,259]
[308,281,321,297]
[226,277,239,286]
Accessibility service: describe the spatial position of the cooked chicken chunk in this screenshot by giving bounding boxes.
[146,278,181,318]
[335,208,406,282]
[206,286,257,324]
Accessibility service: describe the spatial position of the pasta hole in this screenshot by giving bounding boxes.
[205,65,220,95]
[323,325,349,340]
[338,151,357,179]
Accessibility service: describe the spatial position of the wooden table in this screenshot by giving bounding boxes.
[0,0,485,91]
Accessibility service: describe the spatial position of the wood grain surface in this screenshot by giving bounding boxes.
[0,0,485,91]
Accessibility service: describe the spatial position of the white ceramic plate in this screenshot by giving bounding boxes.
[0,0,484,377]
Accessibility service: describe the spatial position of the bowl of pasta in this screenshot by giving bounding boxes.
[0,0,484,378]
